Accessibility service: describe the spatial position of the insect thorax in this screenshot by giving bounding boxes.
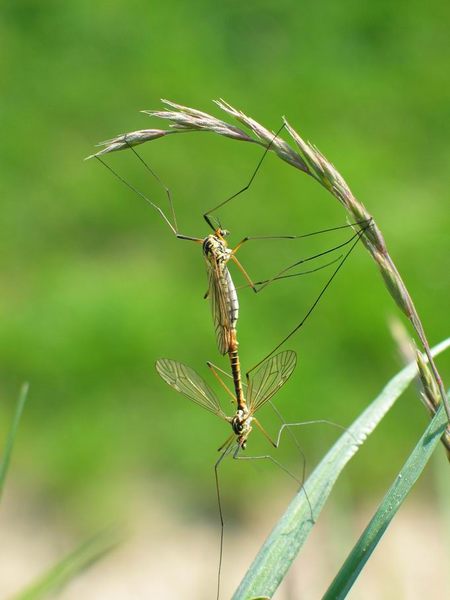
[202,234,231,266]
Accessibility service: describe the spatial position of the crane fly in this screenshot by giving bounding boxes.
[88,119,370,599]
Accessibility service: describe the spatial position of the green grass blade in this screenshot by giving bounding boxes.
[323,400,448,599]
[0,383,29,499]
[10,527,123,600]
[233,337,450,600]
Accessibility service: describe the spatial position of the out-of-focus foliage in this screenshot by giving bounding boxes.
[2,0,449,522]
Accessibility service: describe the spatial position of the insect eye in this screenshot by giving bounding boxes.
[232,418,244,435]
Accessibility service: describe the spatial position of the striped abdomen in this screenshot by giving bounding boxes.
[219,266,239,333]
[228,340,245,410]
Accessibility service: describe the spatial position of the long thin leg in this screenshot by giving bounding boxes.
[231,434,314,522]
[252,417,308,487]
[229,254,256,291]
[230,223,371,294]
[203,123,286,230]
[247,221,371,374]
[214,441,234,600]
[207,362,236,405]
[231,219,372,254]
[266,403,308,483]
[217,433,234,453]
[252,227,370,293]
[235,255,343,289]
[125,139,179,234]
[250,415,358,518]
[263,418,358,449]
[206,362,233,381]
[233,447,301,484]
[95,155,202,243]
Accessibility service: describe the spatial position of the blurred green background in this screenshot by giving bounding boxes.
[2,0,449,596]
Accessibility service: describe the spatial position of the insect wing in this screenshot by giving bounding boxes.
[156,359,227,419]
[207,261,232,355]
[248,350,297,413]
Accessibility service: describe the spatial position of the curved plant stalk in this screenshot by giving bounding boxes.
[231,337,450,600]
[88,100,450,437]
[322,399,449,599]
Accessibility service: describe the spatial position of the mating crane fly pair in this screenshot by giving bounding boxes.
[92,123,371,600]
[93,128,370,458]
[158,224,298,454]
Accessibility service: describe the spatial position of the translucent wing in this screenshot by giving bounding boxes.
[156,358,227,419]
[248,350,297,414]
[207,261,233,355]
